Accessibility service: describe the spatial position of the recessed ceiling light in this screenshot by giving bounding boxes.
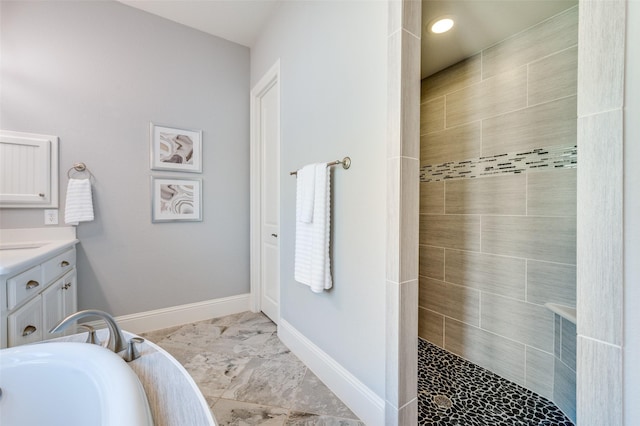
[430,17,454,34]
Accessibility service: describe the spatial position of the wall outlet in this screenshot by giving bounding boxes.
[44,209,59,225]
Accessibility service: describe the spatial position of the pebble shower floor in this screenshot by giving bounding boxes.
[418,338,575,426]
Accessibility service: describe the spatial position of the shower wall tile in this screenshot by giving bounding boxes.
[445,250,526,300]
[525,346,555,400]
[481,96,577,156]
[418,277,480,326]
[421,54,481,102]
[528,46,578,105]
[481,216,576,264]
[445,67,527,128]
[482,6,578,79]
[444,318,525,386]
[419,181,444,214]
[445,174,526,215]
[577,0,625,116]
[418,308,443,347]
[555,355,577,423]
[527,260,576,306]
[418,245,444,280]
[420,214,480,251]
[480,293,555,352]
[554,315,562,359]
[527,168,577,217]
[577,337,621,426]
[420,97,444,134]
[561,318,577,371]
[420,121,480,165]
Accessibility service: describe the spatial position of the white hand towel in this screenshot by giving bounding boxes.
[294,163,332,293]
[296,164,316,224]
[65,178,94,225]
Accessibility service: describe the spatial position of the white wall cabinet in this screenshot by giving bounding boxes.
[2,247,77,348]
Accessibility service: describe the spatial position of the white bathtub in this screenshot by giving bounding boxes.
[0,342,154,426]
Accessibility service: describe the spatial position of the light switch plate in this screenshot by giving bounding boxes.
[44,209,58,225]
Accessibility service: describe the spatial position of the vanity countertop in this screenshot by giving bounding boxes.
[0,227,78,276]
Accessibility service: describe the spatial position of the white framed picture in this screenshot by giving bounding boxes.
[150,123,202,173]
[151,177,202,222]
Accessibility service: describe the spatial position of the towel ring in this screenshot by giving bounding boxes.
[67,163,94,180]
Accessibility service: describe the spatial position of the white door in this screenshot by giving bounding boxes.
[251,62,280,324]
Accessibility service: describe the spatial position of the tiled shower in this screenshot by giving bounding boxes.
[418,6,578,424]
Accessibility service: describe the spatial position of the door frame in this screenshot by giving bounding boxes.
[249,60,281,318]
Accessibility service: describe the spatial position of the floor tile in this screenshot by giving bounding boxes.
[212,398,288,426]
[285,412,365,426]
[290,370,358,419]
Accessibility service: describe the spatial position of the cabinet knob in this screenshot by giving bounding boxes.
[62,282,72,290]
[22,325,37,336]
[60,260,70,267]
[26,280,40,290]
[271,233,278,238]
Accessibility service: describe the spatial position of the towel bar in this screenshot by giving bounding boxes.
[290,157,351,176]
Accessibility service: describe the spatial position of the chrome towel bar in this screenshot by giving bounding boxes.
[290,157,351,176]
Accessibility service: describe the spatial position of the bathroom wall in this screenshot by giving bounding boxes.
[418,6,577,419]
[251,1,388,398]
[0,1,250,316]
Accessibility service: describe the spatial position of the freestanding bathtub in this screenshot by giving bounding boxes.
[0,342,154,426]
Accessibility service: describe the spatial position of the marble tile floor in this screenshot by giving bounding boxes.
[141,311,364,426]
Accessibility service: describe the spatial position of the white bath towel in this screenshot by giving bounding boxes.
[294,163,332,293]
[296,164,316,224]
[65,178,94,225]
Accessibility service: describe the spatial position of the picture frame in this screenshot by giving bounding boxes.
[151,177,202,222]
[150,123,202,173]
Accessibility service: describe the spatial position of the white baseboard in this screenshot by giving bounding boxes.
[278,319,385,426]
[110,294,251,334]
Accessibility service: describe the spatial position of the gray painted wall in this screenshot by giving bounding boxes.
[0,0,250,316]
[250,1,388,397]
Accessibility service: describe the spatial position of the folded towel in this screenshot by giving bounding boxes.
[65,178,94,225]
[296,164,316,224]
[295,163,332,293]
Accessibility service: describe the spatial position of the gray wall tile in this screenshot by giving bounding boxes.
[481,216,576,264]
[445,249,526,300]
[481,96,577,157]
[577,0,625,116]
[482,6,578,79]
[526,346,554,400]
[421,97,444,134]
[445,174,526,215]
[577,337,621,426]
[555,356,577,423]
[554,315,561,359]
[561,318,576,371]
[420,215,481,251]
[446,67,527,128]
[577,110,623,345]
[420,181,444,214]
[421,54,481,102]
[418,308,444,347]
[527,260,576,306]
[527,169,577,217]
[444,318,525,386]
[481,293,555,352]
[420,121,481,165]
[419,277,480,326]
[528,46,578,106]
[419,245,444,280]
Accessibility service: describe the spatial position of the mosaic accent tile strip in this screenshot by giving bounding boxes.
[420,145,577,182]
[418,338,575,426]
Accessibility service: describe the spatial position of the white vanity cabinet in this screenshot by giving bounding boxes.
[1,246,77,348]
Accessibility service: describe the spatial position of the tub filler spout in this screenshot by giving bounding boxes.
[50,309,127,354]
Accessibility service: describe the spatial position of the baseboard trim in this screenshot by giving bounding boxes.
[107,294,251,334]
[278,319,385,426]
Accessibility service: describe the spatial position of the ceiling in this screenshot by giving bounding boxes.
[117,0,577,79]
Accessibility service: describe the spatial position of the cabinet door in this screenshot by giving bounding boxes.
[42,278,64,340]
[8,296,43,346]
[42,269,77,340]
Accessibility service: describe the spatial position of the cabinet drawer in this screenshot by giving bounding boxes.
[7,265,43,310]
[8,296,43,346]
[42,248,76,283]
